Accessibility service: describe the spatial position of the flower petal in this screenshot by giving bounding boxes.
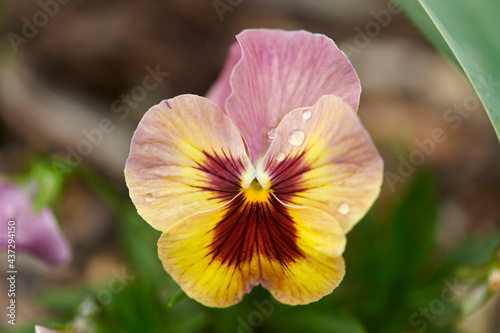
[158,191,346,307]
[0,182,71,265]
[205,42,241,113]
[257,95,383,233]
[125,95,254,232]
[226,29,361,163]
[35,326,65,333]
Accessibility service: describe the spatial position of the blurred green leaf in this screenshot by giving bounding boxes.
[382,169,437,283]
[340,170,440,332]
[395,0,500,140]
[36,284,100,311]
[440,231,500,272]
[31,161,65,212]
[379,170,439,330]
[268,310,366,333]
[118,206,165,285]
[96,280,207,333]
[167,291,187,308]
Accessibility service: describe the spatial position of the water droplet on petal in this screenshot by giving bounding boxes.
[276,152,286,162]
[288,129,305,146]
[302,109,312,120]
[338,202,350,215]
[267,127,276,139]
[145,193,153,202]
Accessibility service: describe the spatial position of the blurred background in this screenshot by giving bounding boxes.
[1,0,499,332]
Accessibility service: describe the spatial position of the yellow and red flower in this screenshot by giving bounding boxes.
[125,29,383,307]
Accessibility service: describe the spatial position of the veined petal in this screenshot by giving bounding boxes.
[257,95,383,233]
[158,188,346,307]
[205,42,241,113]
[226,29,361,163]
[125,95,254,232]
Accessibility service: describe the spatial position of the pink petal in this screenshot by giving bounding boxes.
[35,326,66,333]
[205,42,242,114]
[0,182,71,265]
[226,29,361,164]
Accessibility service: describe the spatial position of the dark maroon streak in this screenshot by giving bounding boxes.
[208,194,304,268]
[192,149,246,201]
[265,150,312,203]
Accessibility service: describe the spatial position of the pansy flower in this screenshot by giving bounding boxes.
[0,180,71,265]
[125,29,383,307]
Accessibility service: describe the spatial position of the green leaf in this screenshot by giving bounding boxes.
[441,231,500,271]
[395,0,500,140]
[268,309,366,333]
[31,160,65,212]
[36,284,100,311]
[167,291,187,308]
[382,169,438,283]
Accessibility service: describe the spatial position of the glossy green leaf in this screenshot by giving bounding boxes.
[395,0,500,140]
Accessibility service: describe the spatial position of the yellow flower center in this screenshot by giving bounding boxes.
[244,179,271,202]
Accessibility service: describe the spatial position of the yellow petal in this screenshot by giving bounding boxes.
[125,95,254,231]
[257,94,383,233]
[158,187,346,307]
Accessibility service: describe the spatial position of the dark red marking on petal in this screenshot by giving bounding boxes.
[192,149,247,201]
[265,150,313,204]
[208,193,304,268]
